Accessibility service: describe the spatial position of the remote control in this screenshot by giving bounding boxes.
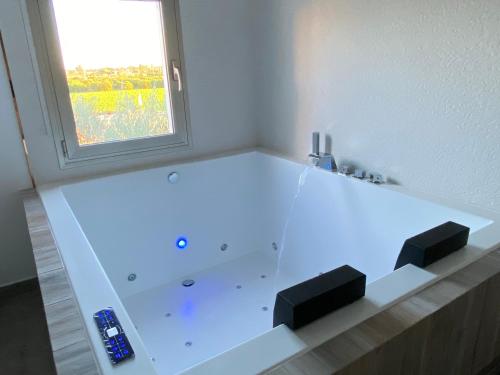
[93,308,135,365]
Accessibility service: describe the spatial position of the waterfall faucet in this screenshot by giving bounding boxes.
[308,132,337,171]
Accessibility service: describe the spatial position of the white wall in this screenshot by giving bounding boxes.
[1,0,257,184]
[254,0,500,212]
[0,40,35,287]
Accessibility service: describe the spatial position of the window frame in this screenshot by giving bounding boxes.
[29,0,190,167]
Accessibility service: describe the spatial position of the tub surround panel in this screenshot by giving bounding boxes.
[52,339,100,375]
[266,249,500,374]
[22,190,100,375]
[33,245,63,274]
[45,299,88,351]
[38,269,73,306]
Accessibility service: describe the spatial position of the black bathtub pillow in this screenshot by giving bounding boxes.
[394,221,470,271]
[273,265,366,330]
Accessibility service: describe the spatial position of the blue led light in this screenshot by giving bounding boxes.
[176,237,188,250]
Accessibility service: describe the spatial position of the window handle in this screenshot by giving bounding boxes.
[171,61,183,92]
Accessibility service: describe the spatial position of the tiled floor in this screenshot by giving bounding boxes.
[0,279,56,375]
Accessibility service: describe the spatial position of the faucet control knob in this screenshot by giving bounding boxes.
[353,169,365,179]
[338,165,352,175]
[369,173,385,184]
[308,154,320,167]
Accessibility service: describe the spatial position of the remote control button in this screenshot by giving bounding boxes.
[106,327,119,337]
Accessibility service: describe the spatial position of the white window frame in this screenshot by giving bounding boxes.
[26,0,190,168]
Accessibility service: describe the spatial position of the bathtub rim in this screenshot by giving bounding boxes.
[39,146,500,223]
[36,149,500,375]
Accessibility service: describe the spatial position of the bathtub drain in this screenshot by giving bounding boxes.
[128,273,137,282]
[182,279,195,287]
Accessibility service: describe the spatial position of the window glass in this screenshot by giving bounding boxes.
[52,0,173,146]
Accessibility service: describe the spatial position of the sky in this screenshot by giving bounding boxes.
[52,0,165,69]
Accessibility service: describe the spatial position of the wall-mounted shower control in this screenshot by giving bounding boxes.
[93,308,135,365]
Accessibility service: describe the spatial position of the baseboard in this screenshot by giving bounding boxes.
[0,274,37,288]
[0,277,39,299]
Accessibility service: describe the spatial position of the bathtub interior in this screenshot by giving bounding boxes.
[60,151,491,374]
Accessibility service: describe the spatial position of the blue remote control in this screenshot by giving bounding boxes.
[93,308,134,365]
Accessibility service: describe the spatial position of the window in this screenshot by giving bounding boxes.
[32,0,189,165]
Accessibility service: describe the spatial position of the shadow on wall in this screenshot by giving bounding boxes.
[255,0,500,211]
[256,0,360,159]
[267,0,409,182]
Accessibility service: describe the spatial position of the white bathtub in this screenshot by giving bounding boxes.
[39,150,500,375]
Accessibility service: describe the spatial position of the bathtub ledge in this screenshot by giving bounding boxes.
[22,189,101,375]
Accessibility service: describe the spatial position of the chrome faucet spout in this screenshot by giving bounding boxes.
[312,132,320,156]
[308,132,337,171]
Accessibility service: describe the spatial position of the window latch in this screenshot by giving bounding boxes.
[61,139,68,157]
[171,61,183,92]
